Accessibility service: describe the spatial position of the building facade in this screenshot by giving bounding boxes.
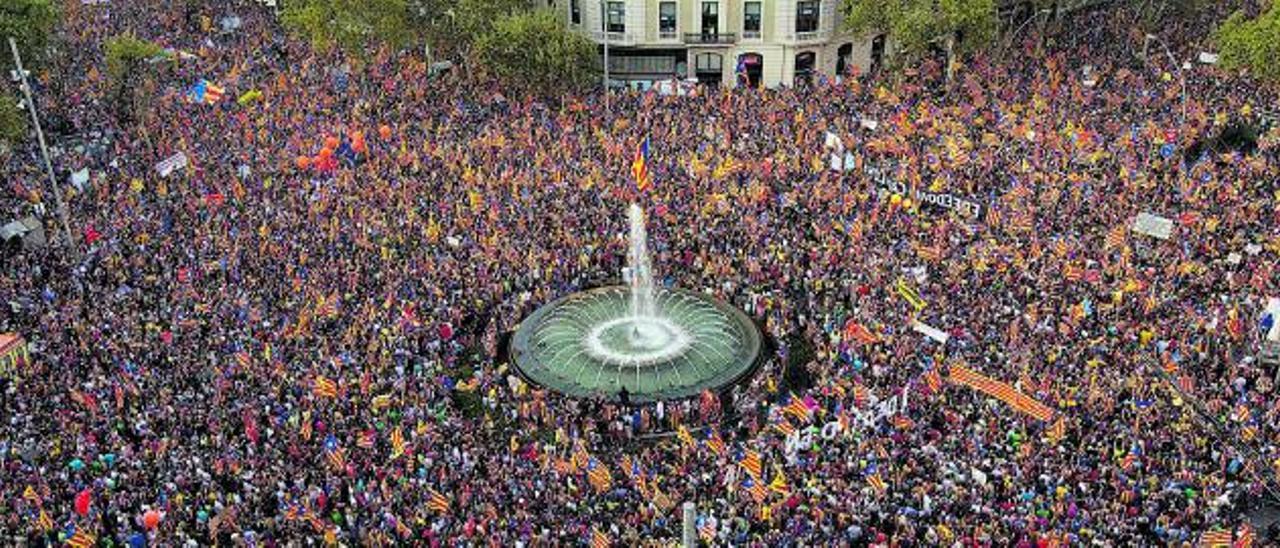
[550,0,887,89]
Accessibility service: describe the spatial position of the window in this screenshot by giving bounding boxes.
[743,2,761,36]
[796,1,819,33]
[571,0,580,24]
[701,2,718,35]
[659,2,677,34]
[606,1,625,33]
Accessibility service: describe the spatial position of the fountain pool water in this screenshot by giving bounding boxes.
[510,204,761,403]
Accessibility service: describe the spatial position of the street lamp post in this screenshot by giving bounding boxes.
[600,0,610,111]
[1144,33,1187,126]
[8,37,76,256]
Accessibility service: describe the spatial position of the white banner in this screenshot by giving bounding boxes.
[1132,212,1174,240]
[155,152,189,178]
[911,319,949,344]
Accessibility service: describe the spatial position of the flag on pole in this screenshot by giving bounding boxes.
[390,427,406,458]
[427,488,450,513]
[67,531,96,548]
[34,509,52,532]
[782,392,813,423]
[768,465,790,495]
[739,449,763,480]
[743,477,767,503]
[1046,417,1066,444]
[587,458,613,493]
[705,429,726,456]
[676,424,696,448]
[323,434,346,471]
[313,375,338,398]
[591,527,611,548]
[631,137,652,192]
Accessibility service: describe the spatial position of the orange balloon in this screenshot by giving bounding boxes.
[313,155,324,168]
[143,510,161,530]
[379,125,392,140]
[296,156,310,169]
[324,136,339,150]
[351,131,364,142]
[319,147,333,158]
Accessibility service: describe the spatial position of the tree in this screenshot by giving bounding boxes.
[281,0,416,58]
[1214,2,1280,82]
[473,9,600,98]
[104,33,166,125]
[842,0,998,82]
[0,94,27,148]
[0,0,60,70]
[411,0,528,70]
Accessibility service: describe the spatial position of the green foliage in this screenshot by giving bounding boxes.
[474,9,600,97]
[0,0,60,69]
[104,33,165,85]
[282,0,415,57]
[0,94,27,147]
[412,0,528,58]
[1214,2,1280,82]
[842,0,998,56]
[103,33,166,125]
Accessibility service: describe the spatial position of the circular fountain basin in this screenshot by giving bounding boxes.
[511,286,762,403]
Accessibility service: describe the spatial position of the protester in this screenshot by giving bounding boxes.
[1,0,1277,545]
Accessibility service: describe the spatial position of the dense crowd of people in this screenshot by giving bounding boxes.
[2,0,1279,545]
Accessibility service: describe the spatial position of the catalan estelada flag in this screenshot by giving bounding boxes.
[313,375,338,398]
[631,137,652,192]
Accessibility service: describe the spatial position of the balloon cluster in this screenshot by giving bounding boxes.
[294,125,389,171]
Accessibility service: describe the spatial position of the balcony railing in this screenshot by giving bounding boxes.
[658,30,678,40]
[590,30,635,46]
[683,32,737,45]
[742,30,762,40]
[785,30,830,43]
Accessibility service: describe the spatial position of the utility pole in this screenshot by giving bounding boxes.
[9,37,76,256]
[1143,34,1187,126]
[600,0,610,111]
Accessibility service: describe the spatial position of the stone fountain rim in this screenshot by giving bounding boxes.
[509,285,764,404]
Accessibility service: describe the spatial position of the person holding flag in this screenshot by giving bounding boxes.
[632,136,653,192]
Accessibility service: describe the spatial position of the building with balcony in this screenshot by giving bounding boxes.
[551,0,887,89]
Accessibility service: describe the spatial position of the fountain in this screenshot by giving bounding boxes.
[510,204,762,403]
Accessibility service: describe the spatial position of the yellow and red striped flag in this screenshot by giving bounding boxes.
[739,449,763,480]
[949,362,1055,421]
[783,393,812,423]
[587,459,613,493]
[313,376,338,398]
[866,473,887,493]
[33,509,53,532]
[389,427,405,458]
[676,424,695,449]
[843,320,879,345]
[1200,529,1233,547]
[706,429,726,456]
[325,447,346,471]
[1045,417,1066,444]
[66,531,96,548]
[1105,224,1127,250]
[427,488,450,513]
[631,137,652,192]
[591,526,611,548]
